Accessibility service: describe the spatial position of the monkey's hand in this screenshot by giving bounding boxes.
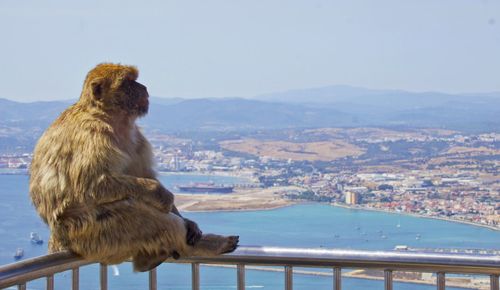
[184,218,202,246]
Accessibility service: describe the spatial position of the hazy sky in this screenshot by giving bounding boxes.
[1,0,499,102]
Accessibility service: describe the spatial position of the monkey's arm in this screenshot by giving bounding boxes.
[91,174,174,212]
[156,178,203,245]
[148,178,203,246]
[133,130,202,245]
[158,185,203,245]
[75,129,174,212]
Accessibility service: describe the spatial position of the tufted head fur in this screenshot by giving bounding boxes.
[79,63,149,116]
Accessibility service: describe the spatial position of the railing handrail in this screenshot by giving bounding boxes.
[0,251,90,288]
[184,246,500,273]
[1,246,499,289]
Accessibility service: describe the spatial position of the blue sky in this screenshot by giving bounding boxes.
[1,0,499,101]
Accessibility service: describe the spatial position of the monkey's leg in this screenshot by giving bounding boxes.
[63,201,181,265]
[131,212,238,271]
[64,201,238,270]
[159,213,239,258]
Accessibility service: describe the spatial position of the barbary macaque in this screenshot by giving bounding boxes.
[29,63,239,271]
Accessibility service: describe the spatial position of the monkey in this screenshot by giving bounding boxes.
[29,63,239,272]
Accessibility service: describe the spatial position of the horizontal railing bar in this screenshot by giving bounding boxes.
[1,246,499,289]
[178,246,500,275]
[0,251,92,288]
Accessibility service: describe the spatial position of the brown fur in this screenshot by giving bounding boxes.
[29,63,238,271]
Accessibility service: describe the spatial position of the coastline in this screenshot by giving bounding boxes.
[172,174,499,232]
[332,203,500,232]
[177,185,499,232]
[4,169,494,232]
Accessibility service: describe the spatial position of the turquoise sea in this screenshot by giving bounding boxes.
[1,174,499,290]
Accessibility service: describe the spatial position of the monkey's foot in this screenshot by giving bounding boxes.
[221,235,239,254]
[192,234,239,256]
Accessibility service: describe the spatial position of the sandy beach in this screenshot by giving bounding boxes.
[175,186,297,212]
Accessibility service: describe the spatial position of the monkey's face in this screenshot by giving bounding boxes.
[84,64,150,117]
[90,78,150,117]
[115,79,150,117]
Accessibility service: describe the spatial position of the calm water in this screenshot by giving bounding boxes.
[1,174,498,290]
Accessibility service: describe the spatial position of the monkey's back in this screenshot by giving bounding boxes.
[29,104,115,226]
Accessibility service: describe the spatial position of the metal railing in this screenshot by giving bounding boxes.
[1,246,499,290]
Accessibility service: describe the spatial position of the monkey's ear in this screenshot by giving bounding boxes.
[90,79,104,100]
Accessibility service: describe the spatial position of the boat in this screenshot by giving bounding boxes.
[416,234,421,240]
[396,221,401,228]
[14,248,24,260]
[30,232,43,245]
[176,182,234,193]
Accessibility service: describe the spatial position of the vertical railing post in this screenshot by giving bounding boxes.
[192,263,200,290]
[72,267,80,290]
[46,274,54,290]
[17,284,26,290]
[149,268,157,290]
[333,267,341,290]
[384,270,393,290]
[491,275,500,290]
[100,264,108,290]
[285,266,293,290]
[436,272,445,290]
[237,264,245,290]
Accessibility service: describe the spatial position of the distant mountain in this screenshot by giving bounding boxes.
[0,98,73,152]
[253,85,500,131]
[149,96,185,106]
[0,97,354,152]
[144,98,352,131]
[0,85,499,152]
[255,85,500,107]
[0,98,71,124]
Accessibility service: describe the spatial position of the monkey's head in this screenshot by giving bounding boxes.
[80,63,150,117]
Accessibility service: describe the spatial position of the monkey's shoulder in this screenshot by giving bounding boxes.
[33,106,118,164]
[53,105,113,133]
